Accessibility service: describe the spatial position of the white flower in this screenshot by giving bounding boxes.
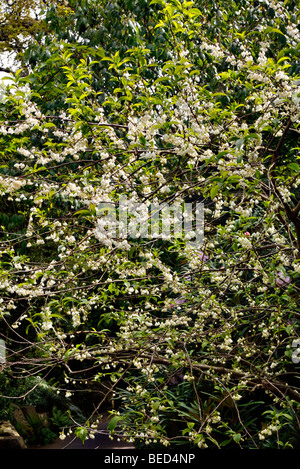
[59,431,66,440]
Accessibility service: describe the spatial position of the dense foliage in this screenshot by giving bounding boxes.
[0,0,300,448]
[0,0,73,69]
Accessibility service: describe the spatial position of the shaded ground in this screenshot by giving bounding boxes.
[30,412,134,450]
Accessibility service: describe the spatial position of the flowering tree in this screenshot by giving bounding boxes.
[0,0,300,449]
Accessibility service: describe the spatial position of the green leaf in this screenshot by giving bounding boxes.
[107,415,123,432]
[89,203,96,216]
[75,427,88,444]
[232,433,242,443]
[288,163,299,172]
[74,209,92,217]
[210,184,221,199]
